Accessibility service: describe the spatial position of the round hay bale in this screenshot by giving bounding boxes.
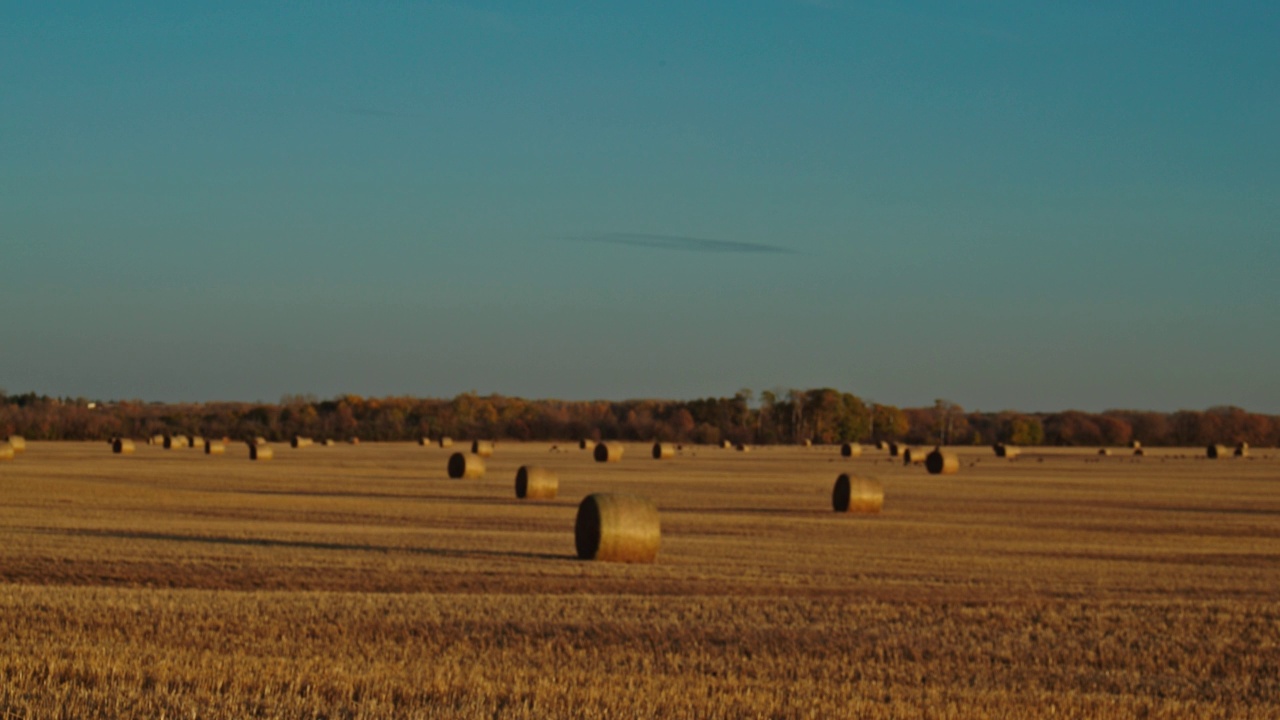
[1207,444,1226,459]
[925,448,959,475]
[6,436,25,453]
[902,448,927,465]
[290,436,313,449]
[721,439,733,449]
[802,438,813,447]
[418,437,431,446]
[112,438,135,455]
[438,437,454,448]
[888,442,901,457]
[448,452,485,479]
[993,443,1020,459]
[189,436,204,448]
[205,440,226,455]
[652,442,675,460]
[1130,440,1142,449]
[1235,442,1250,458]
[874,440,886,450]
[574,493,660,563]
[0,442,13,461]
[832,473,884,514]
[515,465,558,499]
[594,442,624,463]
[735,443,751,452]
[163,434,179,450]
[348,437,360,445]
[1097,448,1111,456]
[249,445,273,461]
[253,436,268,447]
[840,442,862,458]
[321,439,336,447]
[580,439,597,451]
[471,440,495,457]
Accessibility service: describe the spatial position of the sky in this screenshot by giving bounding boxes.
[2,1,1277,412]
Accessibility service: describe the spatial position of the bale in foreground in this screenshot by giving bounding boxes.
[926,448,959,475]
[652,442,675,460]
[448,452,485,479]
[515,465,557,499]
[832,474,883,513]
[574,493,660,563]
[112,438,135,455]
[594,442,624,463]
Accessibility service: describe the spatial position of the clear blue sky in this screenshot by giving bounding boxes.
[2,2,1277,412]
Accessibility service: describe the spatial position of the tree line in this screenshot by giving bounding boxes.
[0,389,1276,448]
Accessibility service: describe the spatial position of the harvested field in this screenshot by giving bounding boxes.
[1,441,1278,718]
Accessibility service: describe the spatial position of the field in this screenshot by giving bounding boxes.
[2,441,1278,718]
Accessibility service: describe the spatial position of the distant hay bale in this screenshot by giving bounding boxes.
[802,439,813,447]
[0,443,13,461]
[1207,444,1226,459]
[321,439,336,447]
[875,440,886,450]
[888,442,901,457]
[831,474,884,514]
[7,436,25,453]
[902,448,927,465]
[574,493,660,563]
[515,465,558,499]
[112,438,135,455]
[926,448,960,475]
[1235,442,1249,458]
[205,440,225,455]
[993,443,1019,459]
[448,452,485,479]
[418,437,431,446]
[1097,448,1111,456]
[438,437,453,448]
[580,439,597,451]
[471,440,495,457]
[721,440,733,449]
[1130,440,1142,449]
[348,437,360,445]
[290,436,313,449]
[735,443,751,452]
[189,436,204,448]
[652,442,675,460]
[163,434,185,450]
[840,442,862,458]
[594,442,624,463]
[249,444,273,461]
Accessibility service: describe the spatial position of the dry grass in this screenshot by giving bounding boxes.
[1,441,1279,718]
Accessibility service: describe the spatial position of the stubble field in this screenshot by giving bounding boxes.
[1,440,1278,718]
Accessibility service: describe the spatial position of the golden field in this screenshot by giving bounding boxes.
[1,441,1278,718]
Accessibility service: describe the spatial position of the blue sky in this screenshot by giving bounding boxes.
[2,2,1277,412]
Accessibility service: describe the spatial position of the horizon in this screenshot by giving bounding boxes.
[3,3,1277,413]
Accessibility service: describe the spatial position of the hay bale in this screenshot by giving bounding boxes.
[735,443,751,452]
[419,437,431,446]
[1130,440,1142,449]
[1235,442,1250,458]
[1097,448,1111,456]
[471,440,495,457]
[448,452,485,479]
[0,442,13,461]
[515,465,558,499]
[253,436,268,447]
[594,442,624,463]
[832,473,884,514]
[163,434,182,450]
[802,439,813,447]
[652,442,675,460]
[290,436,313,449]
[188,436,204,448]
[875,440,886,450]
[249,444,273,461]
[574,493,660,563]
[840,442,862,458]
[888,442,901,457]
[925,448,959,475]
[993,443,1020,459]
[902,448,927,465]
[112,438,135,455]
[580,439,597,451]
[348,437,360,445]
[6,436,25,453]
[1207,444,1226,459]
[438,436,454,448]
[321,439,336,447]
[205,440,226,456]
[721,439,733,449]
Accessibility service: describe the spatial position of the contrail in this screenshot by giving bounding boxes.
[577,232,799,255]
